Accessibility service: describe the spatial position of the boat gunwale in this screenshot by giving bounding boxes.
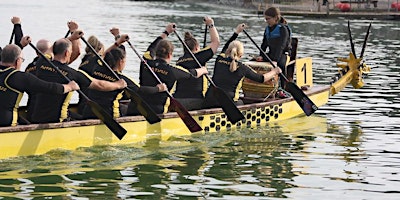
[0,85,330,134]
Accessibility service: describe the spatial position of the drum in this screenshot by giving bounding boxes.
[242,61,279,98]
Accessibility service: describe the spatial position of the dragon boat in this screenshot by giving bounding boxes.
[0,23,372,160]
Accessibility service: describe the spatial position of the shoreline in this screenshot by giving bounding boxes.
[192,0,400,20]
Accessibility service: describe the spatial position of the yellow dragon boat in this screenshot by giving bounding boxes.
[0,22,372,160]
[0,53,370,160]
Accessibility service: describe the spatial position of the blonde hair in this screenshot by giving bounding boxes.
[226,40,244,72]
[85,35,104,55]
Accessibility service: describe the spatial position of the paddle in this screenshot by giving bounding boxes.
[242,29,318,116]
[360,22,372,59]
[347,21,357,58]
[28,42,127,140]
[174,30,244,123]
[203,24,207,48]
[64,30,70,38]
[80,36,161,124]
[9,28,14,44]
[126,40,203,133]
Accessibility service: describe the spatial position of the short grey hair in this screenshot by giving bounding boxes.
[0,44,21,63]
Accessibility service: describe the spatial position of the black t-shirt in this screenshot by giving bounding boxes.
[31,60,92,123]
[174,47,213,99]
[0,65,64,126]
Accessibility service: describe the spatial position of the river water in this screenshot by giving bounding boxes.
[1,0,400,199]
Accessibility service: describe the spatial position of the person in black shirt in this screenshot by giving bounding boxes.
[137,23,208,114]
[83,47,167,119]
[30,34,127,123]
[174,16,220,110]
[203,23,281,108]
[0,43,79,127]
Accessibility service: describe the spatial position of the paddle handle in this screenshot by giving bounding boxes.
[64,30,70,38]
[80,36,121,80]
[203,23,207,48]
[242,29,289,82]
[9,28,15,44]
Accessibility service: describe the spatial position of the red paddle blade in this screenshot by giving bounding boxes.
[170,98,202,132]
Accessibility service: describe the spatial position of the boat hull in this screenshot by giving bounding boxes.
[0,85,330,160]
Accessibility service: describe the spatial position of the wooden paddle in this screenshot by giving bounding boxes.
[28,42,127,140]
[80,36,161,124]
[9,27,15,44]
[64,30,70,38]
[126,41,203,133]
[243,29,318,116]
[203,24,207,48]
[174,30,244,123]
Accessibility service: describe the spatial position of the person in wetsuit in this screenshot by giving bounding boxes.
[203,23,282,108]
[256,7,291,94]
[30,33,127,123]
[174,16,220,110]
[0,43,80,127]
[82,47,167,119]
[136,23,208,114]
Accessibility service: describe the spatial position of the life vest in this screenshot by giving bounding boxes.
[265,23,292,54]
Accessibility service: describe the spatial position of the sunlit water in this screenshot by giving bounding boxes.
[1,0,400,199]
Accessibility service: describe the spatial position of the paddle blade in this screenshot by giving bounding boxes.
[124,88,161,124]
[87,100,127,140]
[212,86,244,123]
[286,82,318,116]
[170,98,202,133]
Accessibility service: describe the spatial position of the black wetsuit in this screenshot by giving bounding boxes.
[0,65,64,126]
[24,56,40,121]
[138,37,199,114]
[203,33,265,108]
[30,60,92,123]
[77,54,101,115]
[174,47,213,110]
[82,63,159,118]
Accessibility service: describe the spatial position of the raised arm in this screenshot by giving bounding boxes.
[66,21,82,64]
[105,34,129,54]
[11,16,23,48]
[204,16,220,54]
[221,23,245,54]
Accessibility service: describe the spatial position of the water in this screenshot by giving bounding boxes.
[1,0,400,199]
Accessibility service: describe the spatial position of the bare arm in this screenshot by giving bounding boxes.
[67,21,81,64]
[204,16,220,54]
[104,34,129,54]
[263,67,281,83]
[62,81,80,93]
[88,79,127,91]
